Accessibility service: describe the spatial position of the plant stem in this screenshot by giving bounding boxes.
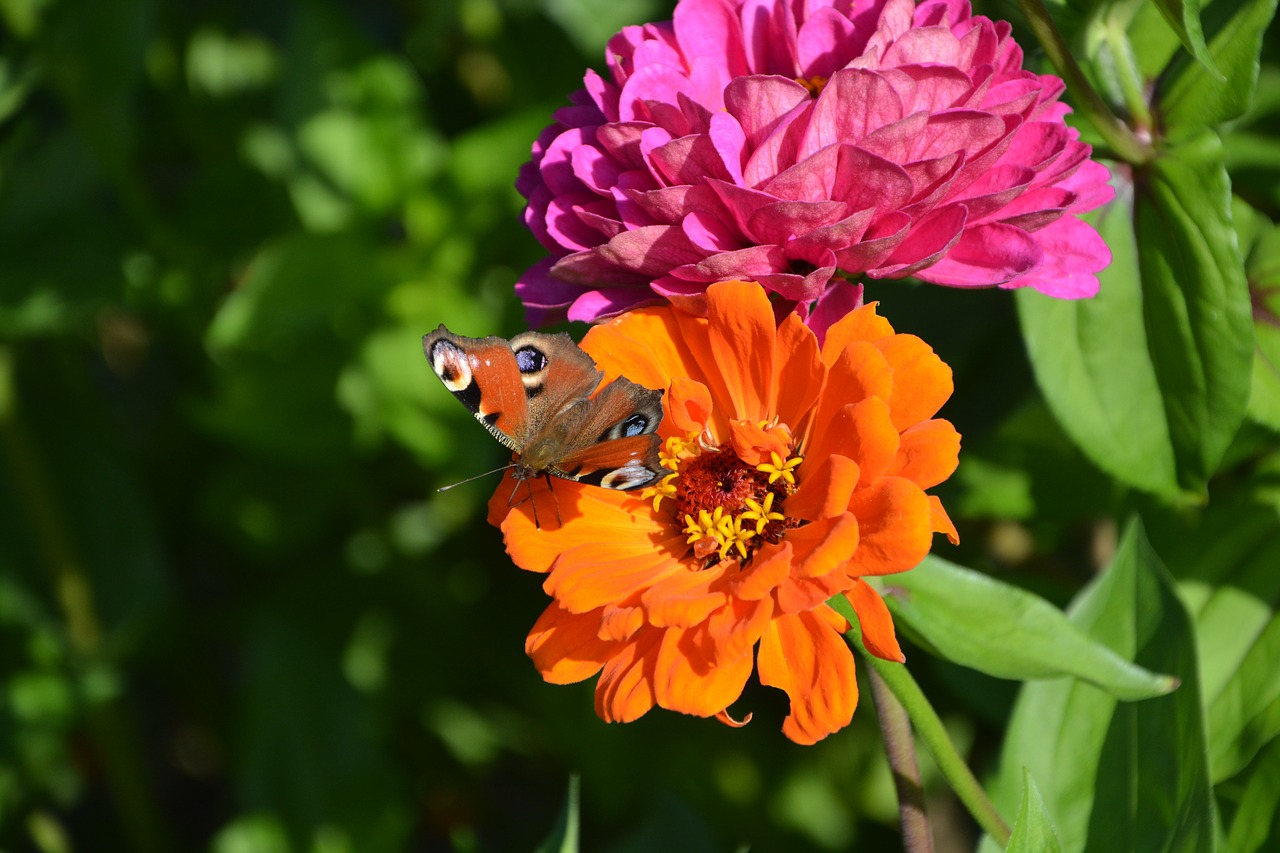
[1015,0,1154,164]
[0,348,170,853]
[831,595,1011,847]
[868,667,934,853]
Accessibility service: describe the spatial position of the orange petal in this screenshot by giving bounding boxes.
[891,419,961,489]
[874,334,953,430]
[595,630,660,723]
[846,579,904,663]
[599,601,645,642]
[822,302,895,365]
[788,454,861,521]
[546,543,687,614]
[694,596,774,667]
[807,341,893,462]
[816,398,900,485]
[757,610,858,744]
[705,280,778,423]
[641,566,730,628]
[673,309,731,440]
[733,540,793,600]
[929,494,960,545]
[488,468,562,534]
[583,307,693,393]
[728,418,790,467]
[774,311,825,434]
[785,512,861,579]
[816,603,850,634]
[526,603,616,684]
[496,477,664,572]
[847,477,934,576]
[667,377,713,435]
[774,571,856,615]
[653,627,754,717]
[770,513,862,613]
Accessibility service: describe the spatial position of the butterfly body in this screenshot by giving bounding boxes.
[423,326,665,490]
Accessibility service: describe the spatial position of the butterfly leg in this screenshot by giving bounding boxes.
[508,477,541,529]
[543,474,563,528]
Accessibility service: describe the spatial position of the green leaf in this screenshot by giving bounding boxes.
[877,556,1176,700]
[1154,497,1280,782]
[1223,738,1280,853]
[1158,0,1278,129]
[1240,208,1280,430]
[1134,129,1255,492]
[1017,189,1179,497]
[987,519,1214,853]
[1007,771,1063,853]
[534,775,580,853]
[1151,0,1221,77]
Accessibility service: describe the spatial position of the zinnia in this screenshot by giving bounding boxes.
[516,0,1114,334]
[488,280,960,744]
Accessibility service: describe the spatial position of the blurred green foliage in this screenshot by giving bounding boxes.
[0,0,1278,851]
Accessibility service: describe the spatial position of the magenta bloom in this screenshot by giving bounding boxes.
[516,0,1114,332]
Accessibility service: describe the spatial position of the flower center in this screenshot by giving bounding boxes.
[641,430,802,568]
[797,75,828,96]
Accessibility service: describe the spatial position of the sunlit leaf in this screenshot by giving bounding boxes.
[1158,0,1278,129]
[1150,0,1220,76]
[1007,771,1063,853]
[986,519,1213,853]
[1133,130,1254,493]
[878,556,1176,700]
[1017,190,1179,496]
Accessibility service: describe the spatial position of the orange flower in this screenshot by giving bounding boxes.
[488,280,960,744]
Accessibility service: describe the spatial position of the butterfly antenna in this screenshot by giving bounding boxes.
[438,463,517,492]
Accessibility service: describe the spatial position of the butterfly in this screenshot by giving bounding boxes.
[423,325,666,511]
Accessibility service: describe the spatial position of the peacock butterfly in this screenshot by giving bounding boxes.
[423,326,665,496]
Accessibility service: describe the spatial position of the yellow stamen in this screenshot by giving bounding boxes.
[740,492,785,534]
[641,472,679,512]
[659,434,697,471]
[758,451,803,486]
[719,516,756,561]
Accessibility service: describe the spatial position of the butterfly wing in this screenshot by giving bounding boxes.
[546,376,665,490]
[507,330,603,425]
[423,326,533,451]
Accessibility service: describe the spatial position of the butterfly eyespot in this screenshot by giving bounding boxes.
[514,345,548,374]
[620,414,648,437]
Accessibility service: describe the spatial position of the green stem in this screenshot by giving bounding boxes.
[831,595,1011,847]
[0,348,170,853]
[1015,0,1155,165]
[868,667,934,853]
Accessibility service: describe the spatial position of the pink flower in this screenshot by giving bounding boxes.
[516,0,1114,334]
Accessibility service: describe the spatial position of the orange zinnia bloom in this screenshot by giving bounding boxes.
[488,280,960,744]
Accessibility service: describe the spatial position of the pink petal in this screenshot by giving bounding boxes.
[567,286,661,322]
[1007,216,1110,298]
[798,69,906,160]
[724,75,811,151]
[741,0,799,74]
[747,199,849,246]
[913,221,1042,286]
[796,5,858,78]
[873,204,968,277]
[674,0,751,79]
[649,134,734,185]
